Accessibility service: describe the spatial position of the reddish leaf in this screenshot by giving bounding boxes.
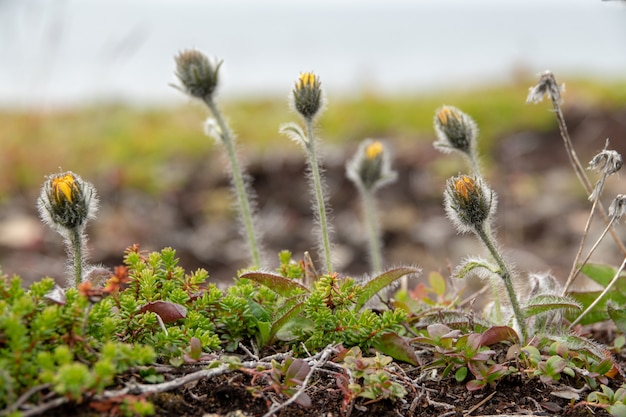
[479,326,519,346]
[139,301,187,323]
[240,271,309,296]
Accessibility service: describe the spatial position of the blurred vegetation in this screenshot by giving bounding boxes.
[1,77,625,200]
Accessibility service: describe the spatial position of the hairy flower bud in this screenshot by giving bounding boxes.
[433,105,478,156]
[444,175,496,234]
[346,139,397,191]
[292,72,323,120]
[174,49,222,100]
[37,171,98,233]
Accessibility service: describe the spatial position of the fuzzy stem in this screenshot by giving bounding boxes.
[304,118,333,274]
[467,152,482,178]
[204,96,262,268]
[361,188,383,275]
[570,255,626,328]
[69,228,83,286]
[475,225,527,341]
[550,97,626,257]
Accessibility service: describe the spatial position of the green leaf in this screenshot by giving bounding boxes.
[428,272,446,297]
[523,294,581,318]
[608,403,626,417]
[581,263,620,288]
[268,302,305,344]
[275,315,314,342]
[455,259,499,279]
[355,267,420,311]
[569,290,626,325]
[240,272,309,297]
[455,366,468,382]
[255,320,271,348]
[608,304,626,334]
[372,332,419,366]
[580,263,626,295]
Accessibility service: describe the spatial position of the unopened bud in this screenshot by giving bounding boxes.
[434,105,477,156]
[346,139,397,191]
[292,72,323,120]
[174,49,222,100]
[444,175,496,234]
[37,171,99,233]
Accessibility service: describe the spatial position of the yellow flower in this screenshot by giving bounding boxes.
[297,72,317,91]
[454,175,475,200]
[436,106,460,126]
[365,141,384,160]
[52,173,77,204]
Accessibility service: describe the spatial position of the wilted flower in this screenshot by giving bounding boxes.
[588,141,623,201]
[609,194,626,222]
[433,105,478,156]
[526,71,564,104]
[174,49,222,100]
[346,139,398,191]
[292,72,323,120]
[37,171,98,233]
[589,143,622,177]
[444,175,496,234]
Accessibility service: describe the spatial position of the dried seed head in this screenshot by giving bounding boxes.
[588,140,623,201]
[589,142,623,177]
[37,171,99,233]
[346,139,397,191]
[609,194,626,222]
[526,71,565,104]
[433,105,478,156]
[174,49,222,100]
[292,72,323,120]
[444,174,496,234]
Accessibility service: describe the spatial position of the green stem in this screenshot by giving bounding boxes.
[204,96,262,268]
[361,188,382,274]
[475,225,527,341]
[305,118,333,274]
[70,228,83,286]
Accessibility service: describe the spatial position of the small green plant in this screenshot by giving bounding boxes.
[586,384,626,417]
[263,356,312,407]
[339,346,407,403]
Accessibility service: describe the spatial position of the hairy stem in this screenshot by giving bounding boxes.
[305,118,333,274]
[69,228,83,286]
[204,97,262,268]
[475,225,527,341]
[361,188,383,274]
